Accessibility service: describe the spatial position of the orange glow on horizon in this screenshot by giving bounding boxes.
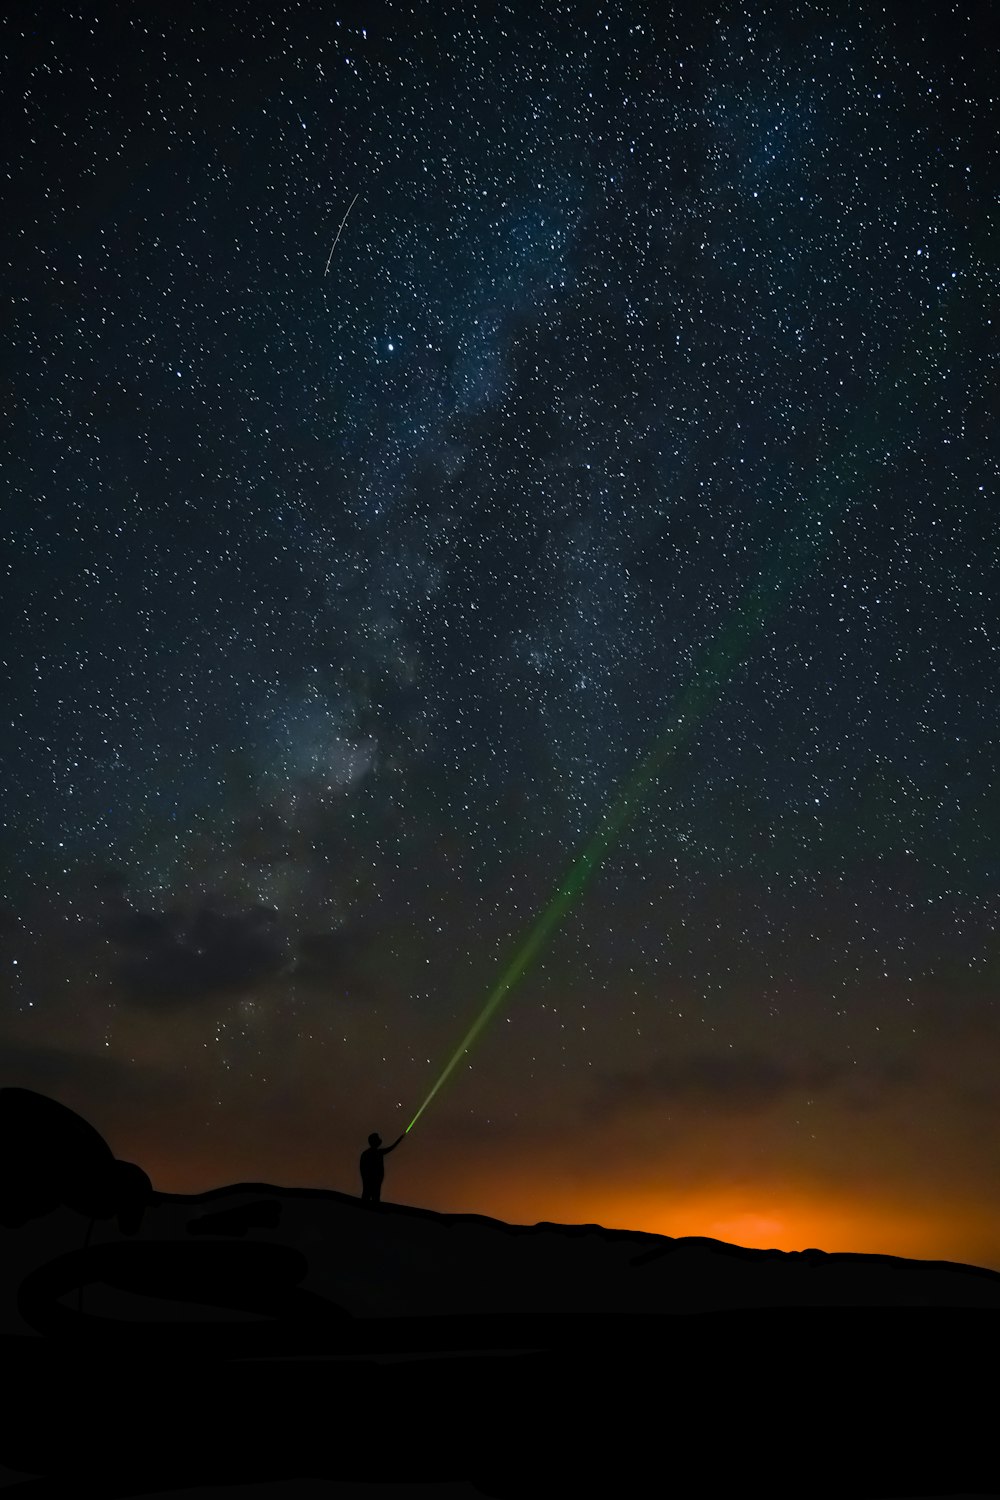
[598,1187,958,1261]
[131,1136,1000,1273]
[419,1171,1000,1271]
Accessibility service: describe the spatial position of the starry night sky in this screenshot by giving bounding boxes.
[3,1,998,1265]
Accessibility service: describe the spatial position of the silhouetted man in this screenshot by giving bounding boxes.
[360,1131,404,1205]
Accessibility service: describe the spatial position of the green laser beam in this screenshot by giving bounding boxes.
[405,265,970,1135]
[405,522,820,1135]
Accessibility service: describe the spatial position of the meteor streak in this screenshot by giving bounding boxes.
[324,192,359,274]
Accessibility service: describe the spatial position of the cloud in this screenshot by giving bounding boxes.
[111,900,288,1007]
[1,854,385,1018]
[0,1039,181,1109]
[593,1049,913,1120]
[291,927,376,999]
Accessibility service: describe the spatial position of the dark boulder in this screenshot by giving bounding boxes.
[0,1088,150,1232]
[112,1159,153,1235]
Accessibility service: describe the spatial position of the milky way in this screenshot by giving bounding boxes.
[3,3,998,1263]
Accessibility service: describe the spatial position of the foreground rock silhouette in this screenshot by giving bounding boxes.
[1,1086,997,1497]
[0,1087,151,1235]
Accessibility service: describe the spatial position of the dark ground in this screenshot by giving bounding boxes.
[2,1088,998,1498]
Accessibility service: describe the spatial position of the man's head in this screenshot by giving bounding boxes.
[368,1132,382,1147]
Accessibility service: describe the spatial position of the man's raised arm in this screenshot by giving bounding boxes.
[382,1133,405,1155]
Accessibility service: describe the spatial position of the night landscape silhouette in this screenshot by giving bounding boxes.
[4,2,999,1497]
[2,1086,999,1497]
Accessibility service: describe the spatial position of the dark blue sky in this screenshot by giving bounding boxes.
[3,0,998,1262]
